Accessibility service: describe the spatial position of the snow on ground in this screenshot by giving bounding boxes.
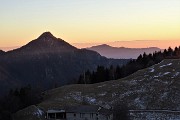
[97,84,106,88]
[120,88,146,99]
[134,98,146,109]
[154,72,171,78]
[154,79,169,84]
[67,92,98,104]
[160,92,169,100]
[163,72,171,75]
[172,72,180,78]
[112,92,118,98]
[112,84,120,87]
[149,68,155,72]
[160,63,172,68]
[123,78,145,85]
[98,92,107,96]
[129,111,180,120]
[85,96,96,103]
[129,80,138,85]
[68,92,83,102]
[33,107,44,117]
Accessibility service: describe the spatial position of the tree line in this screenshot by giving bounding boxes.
[0,85,42,120]
[78,46,180,84]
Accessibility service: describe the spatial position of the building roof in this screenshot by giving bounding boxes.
[47,105,113,116]
[66,105,100,113]
[47,110,65,113]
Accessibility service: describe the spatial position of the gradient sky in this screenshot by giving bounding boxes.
[0,0,180,48]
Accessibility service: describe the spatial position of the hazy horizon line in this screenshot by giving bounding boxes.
[2,40,180,51]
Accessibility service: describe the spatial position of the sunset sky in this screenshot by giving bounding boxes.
[0,0,180,49]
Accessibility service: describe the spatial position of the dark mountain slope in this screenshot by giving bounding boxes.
[0,32,128,96]
[0,50,5,56]
[87,44,161,59]
[6,32,77,55]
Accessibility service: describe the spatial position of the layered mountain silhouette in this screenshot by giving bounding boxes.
[87,44,161,59]
[0,32,128,96]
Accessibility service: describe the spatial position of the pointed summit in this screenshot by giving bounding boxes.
[8,32,77,54]
[38,31,56,40]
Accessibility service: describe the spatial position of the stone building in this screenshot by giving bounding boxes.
[46,105,113,120]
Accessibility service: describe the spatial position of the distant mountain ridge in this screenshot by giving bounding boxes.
[71,40,180,50]
[87,44,161,59]
[0,32,128,96]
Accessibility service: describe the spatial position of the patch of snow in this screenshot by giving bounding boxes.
[154,72,171,78]
[112,93,118,97]
[69,92,83,102]
[64,96,71,99]
[172,72,180,78]
[104,104,112,109]
[154,79,169,84]
[98,92,107,96]
[33,108,44,117]
[129,111,180,120]
[154,75,159,78]
[129,80,138,85]
[134,98,146,109]
[37,109,43,116]
[112,84,119,87]
[149,68,155,73]
[160,63,172,68]
[160,92,169,100]
[97,84,106,88]
[163,72,171,75]
[120,88,146,99]
[124,79,144,85]
[85,96,96,104]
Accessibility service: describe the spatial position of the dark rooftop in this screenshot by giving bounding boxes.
[47,105,113,116]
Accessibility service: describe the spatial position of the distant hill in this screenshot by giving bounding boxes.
[14,59,180,120]
[0,46,19,52]
[0,50,5,56]
[108,40,180,50]
[72,40,180,50]
[0,32,128,96]
[87,44,161,59]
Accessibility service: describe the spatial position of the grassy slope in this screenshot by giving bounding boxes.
[39,59,180,110]
[14,59,180,120]
[13,105,45,120]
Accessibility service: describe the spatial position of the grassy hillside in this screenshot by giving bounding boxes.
[39,59,180,110]
[14,59,180,120]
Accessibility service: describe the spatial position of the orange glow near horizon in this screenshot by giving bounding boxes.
[71,40,180,49]
[0,0,180,49]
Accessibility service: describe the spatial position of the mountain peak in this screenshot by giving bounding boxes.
[8,32,77,54]
[99,44,111,47]
[38,32,56,40]
[90,44,111,48]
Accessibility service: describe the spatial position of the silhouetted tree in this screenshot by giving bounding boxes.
[0,85,42,120]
